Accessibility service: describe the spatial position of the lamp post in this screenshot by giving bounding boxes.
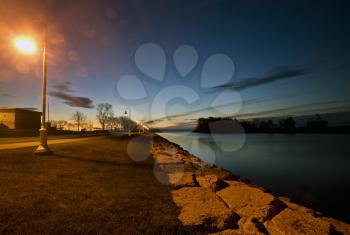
[35,25,52,155]
[124,108,131,136]
[14,24,52,155]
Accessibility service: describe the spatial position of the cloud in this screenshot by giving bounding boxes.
[54,81,73,93]
[0,93,15,97]
[21,107,38,111]
[146,96,344,125]
[209,67,310,91]
[50,91,94,109]
[233,100,343,119]
[147,96,276,123]
[49,81,94,109]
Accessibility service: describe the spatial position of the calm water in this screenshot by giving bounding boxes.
[158,132,350,222]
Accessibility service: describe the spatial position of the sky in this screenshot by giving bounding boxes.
[0,0,350,128]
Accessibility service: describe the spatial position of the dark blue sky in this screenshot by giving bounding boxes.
[0,0,349,127]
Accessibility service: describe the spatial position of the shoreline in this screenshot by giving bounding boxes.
[152,134,350,234]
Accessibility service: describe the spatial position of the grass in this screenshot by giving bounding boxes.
[0,135,193,234]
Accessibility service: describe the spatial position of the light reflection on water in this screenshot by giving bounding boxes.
[158,131,350,223]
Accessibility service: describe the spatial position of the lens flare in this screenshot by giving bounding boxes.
[14,37,37,54]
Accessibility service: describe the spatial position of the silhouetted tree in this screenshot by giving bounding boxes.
[116,116,138,132]
[194,117,242,133]
[267,120,275,128]
[96,103,113,130]
[279,117,296,133]
[105,114,116,130]
[71,111,87,131]
[67,122,74,131]
[193,114,343,134]
[195,117,211,132]
[240,120,257,132]
[305,114,328,132]
[55,120,68,130]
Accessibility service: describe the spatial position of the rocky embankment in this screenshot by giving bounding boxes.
[152,135,350,235]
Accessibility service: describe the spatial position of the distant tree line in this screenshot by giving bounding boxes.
[194,114,350,134]
[50,103,145,132]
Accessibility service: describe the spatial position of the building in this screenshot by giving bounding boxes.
[0,108,41,130]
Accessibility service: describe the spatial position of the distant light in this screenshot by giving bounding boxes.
[14,37,37,54]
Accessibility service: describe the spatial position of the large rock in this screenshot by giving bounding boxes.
[172,187,239,230]
[238,217,267,235]
[160,146,179,155]
[196,168,239,181]
[209,229,242,235]
[278,196,317,215]
[196,174,229,192]
[154,153,183,165]
[167,172,196,189]
[264,208,332,235]
[182,160,197,172]
[216,181,285,222]
[322,217,350,235]
[190,158,214,170]
[153,162,184,185]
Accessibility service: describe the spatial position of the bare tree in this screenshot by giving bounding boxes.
[71,111,87,131]
[106,115,117,130]
[50,120,67,130]
[57,120,68,130]
[111,116,122,130]
[96,103,113,130]
[67,122,74,131]
[119,116,138,132]
[87,121,94,131]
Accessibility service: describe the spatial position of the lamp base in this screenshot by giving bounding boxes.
[34,127,53,155]
[34,144,53,155]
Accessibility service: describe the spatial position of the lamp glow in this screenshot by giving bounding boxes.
[14,37,36,54]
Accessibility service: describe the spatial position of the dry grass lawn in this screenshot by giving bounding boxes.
[0,135,194,234]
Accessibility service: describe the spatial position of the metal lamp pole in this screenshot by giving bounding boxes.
[124,108,131,136]
[35,24,52,155]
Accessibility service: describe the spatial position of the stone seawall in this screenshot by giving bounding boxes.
[152,134,350,235]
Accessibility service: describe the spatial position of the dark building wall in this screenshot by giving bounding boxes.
[15,109,41,130]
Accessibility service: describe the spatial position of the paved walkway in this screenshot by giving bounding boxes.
[0,137,93,150]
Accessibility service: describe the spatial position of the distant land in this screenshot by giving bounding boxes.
[256,111,350,127]
[155,112,350,134]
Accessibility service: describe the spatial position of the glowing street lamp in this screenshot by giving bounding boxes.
[14,37,37,54]
[14,26,52,155]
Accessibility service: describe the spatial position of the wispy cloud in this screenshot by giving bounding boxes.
[234,100,346,119]
[53,81,74,93]
[49,81,94,109]
[0,93,15,98]
[208,67,310,91]
[21,107,38,111]
[146,95,281,123]
[146,98,346,125]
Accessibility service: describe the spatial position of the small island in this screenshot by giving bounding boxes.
[193,113,350,134]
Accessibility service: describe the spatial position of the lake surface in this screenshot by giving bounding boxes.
[157,132,350,223]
